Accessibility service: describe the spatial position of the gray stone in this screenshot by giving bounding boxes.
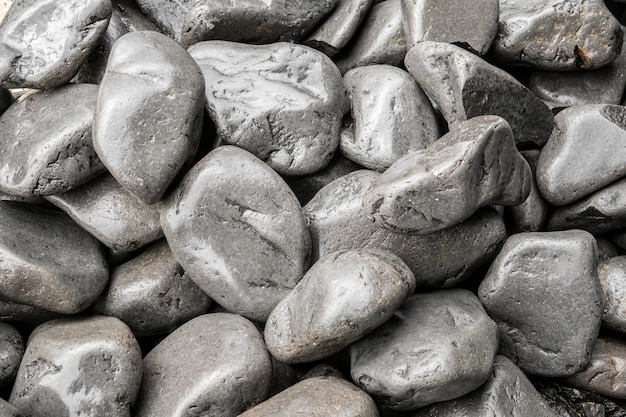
[597,256,626,333]
[402,0,499,55]
[10,316,142,417]
[0,84,105,198]
[135,0,336,48]
[161,146,310,322]
[94,31,204,204]
[189,41,343,176]
[267,357,298,398]
[265,249,415,363]
[341,65,440,171]
[134,313,272,417]
[0,0,112,89]
[350,289,499,410]
[0,201,108,314]
[0,323,22,388]
[405,41,554,147]
[597,238,620,262]
[362,116,531,234]
[92,239,212,337]
[45,174,164,252]
[0,297,61,328]
[478,230,603,377]
[0,398,21,417]
[537,104,626,206]
[304,170,507,288]
[491,0,623,70]
[239,376,379,417]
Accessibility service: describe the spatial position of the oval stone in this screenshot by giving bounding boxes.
[0,323,23,388]
[597,256,626,333]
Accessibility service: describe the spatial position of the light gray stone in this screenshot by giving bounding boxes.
[0,322,23,388]
[0,398,21,417]
[597,256,626,333]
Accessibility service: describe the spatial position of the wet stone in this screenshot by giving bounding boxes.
[134,313,272,417]
[478,230,603,377]
[94,31,204,204]
[161,146,311,322]
[597,256,626,333]
[9,316,142,417]
[0,84,105,198]
[362,116,531,234]
[265,249,415,364]
[189,41,344,176]
[350,289,499,410]
[0,323,23,388]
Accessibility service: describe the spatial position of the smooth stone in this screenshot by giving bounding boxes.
[92,239,212,337]
[265,249,415,363]
[341,65,440,171]
[0,84,105,198]
[0,398,21,417]
[134,313,272,417]
[537,104,626,206]
[478,230,603,377]
[597,238,620,262]
[610,229,626,253]
[10,316,142,417]
[491,0,623,70]
[304,170,507,288]
[0,323,23,388]
[334,0,407,74]
[0,297,61,328]
[239,376,379,417]
[0,201,108,314]
[401,0,499,55]
[189,41,343,175]
[350,289,499,411]
[161,146,310,322]
[362,115,531,234]
[405,41,554,147]
[45,174,164,252]
[267,357,298,398]
[94,31,204,204]
[598,256,626,333]
[0,0,112,88]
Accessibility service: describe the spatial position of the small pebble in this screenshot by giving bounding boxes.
[597,256,626,333]
[0,323,22,388]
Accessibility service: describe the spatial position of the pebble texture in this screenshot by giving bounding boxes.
[598,256,626,333]
[0,323,23,388]
[479,230,603,377]
[189,41,343,175]
[161,146,310,322]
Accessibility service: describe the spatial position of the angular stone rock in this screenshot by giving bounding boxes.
[45,174,164,252]
[478,230,603,377]
[0,323,23,388]
[94,31,204,204]
[189,41,343,176]
[0,398,21,417]
[10,316,142,417]
[239,376,379,417]
[304,170,507,288]
[350,289,499,410]
[491,0,623,70]
[134,313,272,417]
[265,249,415,363]
[161,146,310,322]
[0,0,112,89]
[362,116,531,234]
[537,104,626,206]
[341,65,440,171]
[405,41,554,147]
[402,0,499,55]
[598,256,626,333]
[0,202,108,314]
[0,84,105,198]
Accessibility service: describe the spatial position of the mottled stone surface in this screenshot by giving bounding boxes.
[479,230,603,377]
[134,313,272,417]
[189,41,343,175]
[10,316,142,417]
[350,289,498,410]
[0,398,22,417]
[598,256,626,333]
[0,323,22,388]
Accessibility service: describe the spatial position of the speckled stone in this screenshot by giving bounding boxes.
[597,256,626,333]
[0,323,23,388]
[0,398,21,417]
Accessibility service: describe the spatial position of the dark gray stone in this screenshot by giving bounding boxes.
[94,31,204,204]
[478,230,603,377]
[597,238,620,262]
[597,256,626,333]
[0,323,23,388]
[0,86,11,114]
[0,0,112,88]
[350,289,499,410]
[0,84,105,198]
[10,316,142,417]
[0,297,61,328]
[161,146,311,322]
[0,201,108,314]
[189,41,344,176]
[265,249,415,363]
[134,313,272,417]
[362,115,531,234]
[267,357,298,398]
[405,41,554,147]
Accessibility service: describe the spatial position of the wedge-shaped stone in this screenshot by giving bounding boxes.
[597,256,626,333]
[405,41,554,147]
[161,146,310,322]
[363,116,531,234]
[479,230,603,377]
[189,41,343,175]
